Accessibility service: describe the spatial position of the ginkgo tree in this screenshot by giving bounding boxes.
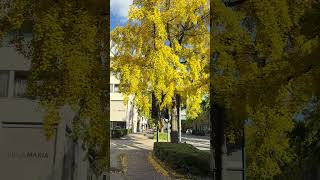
[111,0,210,143]
[210,0,320,179]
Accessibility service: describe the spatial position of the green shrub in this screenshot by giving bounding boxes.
[111,128,128,138]
[111,129,122,138]
[121,129,128,136]
[153,142,211,177]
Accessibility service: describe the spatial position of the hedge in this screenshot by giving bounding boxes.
[111,128,128,138]
[153,142,211,177]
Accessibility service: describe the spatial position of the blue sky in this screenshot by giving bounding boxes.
[110,0,133,31]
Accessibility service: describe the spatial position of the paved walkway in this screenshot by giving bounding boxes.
[110,133,168,180]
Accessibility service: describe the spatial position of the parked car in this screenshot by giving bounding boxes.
[111,127,128,138]
[146,128,154,134]
[192,130,206,136]
[186,129,193,134]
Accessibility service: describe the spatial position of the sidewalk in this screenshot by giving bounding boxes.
[111,133,169,180]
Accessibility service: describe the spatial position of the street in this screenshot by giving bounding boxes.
[181,133,210,151]
[111,133,243,180]
[181,133,244,180]
[110,133,211,179]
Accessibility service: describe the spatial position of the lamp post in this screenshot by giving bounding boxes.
[242,126,246,180]
[157,123,159,142]
[178,105,181,143]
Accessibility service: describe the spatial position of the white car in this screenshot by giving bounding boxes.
[186,129,193,134]
[146,129,154,134]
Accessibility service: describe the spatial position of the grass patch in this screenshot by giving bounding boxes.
[153,132,170,142]
[153,142,212,178]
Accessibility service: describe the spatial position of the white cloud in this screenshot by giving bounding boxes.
[110,0,133,18]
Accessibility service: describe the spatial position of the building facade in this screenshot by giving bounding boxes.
[110,75,147,133]
[0,39,106,180]
[0,39,148,177]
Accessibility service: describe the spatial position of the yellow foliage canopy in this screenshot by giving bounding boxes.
[111,0,209,118]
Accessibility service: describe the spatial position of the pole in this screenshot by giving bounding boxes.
[178,105,181,143]
[157,123,159,143]
[242,126,246,180]
[167,120,170,142]
[168,112,171,142]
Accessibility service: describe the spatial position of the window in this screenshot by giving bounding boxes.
[14,71,28,97]
[111,121,126,129]
[0,71,9,97]
[114,84,120,93]
[110,84,113,93]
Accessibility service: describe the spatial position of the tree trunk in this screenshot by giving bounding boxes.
[98,7,110,179]
[131,101,135,132]
[211,102,226,180]
[170,94,179,143]
[151,93,160,142]
[160,119,165,133]
[177,94,181,143]
[209,112,214,178]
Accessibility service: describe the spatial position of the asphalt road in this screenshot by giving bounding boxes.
[181,133,210,151]
[111,133,244,180]
[181,133,244,180]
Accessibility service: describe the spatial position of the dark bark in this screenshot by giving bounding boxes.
[210,0,215,177]
[210,1,226,178]
[170,94,179,143]
[98,4,110,178]
[224,0,247,7]
[177,94,181,142]
[211,102,226,180]
[152,93,160,142]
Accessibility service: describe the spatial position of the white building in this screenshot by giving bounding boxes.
[110,74,148,133]
[0,35,148,180]
[110,40,147,133]
[0,38,106,180]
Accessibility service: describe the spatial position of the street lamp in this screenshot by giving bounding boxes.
[178,104,182,143]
